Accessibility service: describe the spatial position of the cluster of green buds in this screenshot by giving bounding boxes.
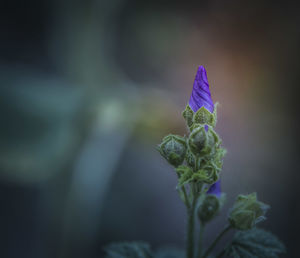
[158,104,226,194]
[158,103,269,231]
[155,66,281,258]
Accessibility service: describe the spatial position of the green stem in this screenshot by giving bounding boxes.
[182,186,190,209]
[196,222,205,258]
[202,225,231,258]
[186,192,198,258]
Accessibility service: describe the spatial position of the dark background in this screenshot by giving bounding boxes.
[1,0,299,257]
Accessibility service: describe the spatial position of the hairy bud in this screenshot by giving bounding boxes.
[198,195,220,223]
[188,125,219,156]
[158,135,187,167]
[229,193,269,230]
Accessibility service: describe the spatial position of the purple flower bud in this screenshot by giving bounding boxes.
[189,66,220,196]
[207,180,221,197]
[189,66,214,113]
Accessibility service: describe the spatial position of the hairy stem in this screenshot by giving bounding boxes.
[186,193,198,258]
[182,186,190,209]
[202,225,231,258]
[196,221,205,258]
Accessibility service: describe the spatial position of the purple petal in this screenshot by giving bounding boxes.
[189,66,214,113]
[207,180,221,197]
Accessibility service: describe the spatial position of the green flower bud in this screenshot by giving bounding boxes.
[188,126,206,155]
[188,126,219,156]
[182,104,194,127]
[198,195,220,223]
[229,193,269,230]
[158,134,187,167]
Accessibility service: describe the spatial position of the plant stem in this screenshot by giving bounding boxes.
[196,222,205,258]
[202,225,231,258]
[186,193,198,258]
[182,186,190,209]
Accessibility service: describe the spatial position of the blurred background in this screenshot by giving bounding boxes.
[1,0,299,257]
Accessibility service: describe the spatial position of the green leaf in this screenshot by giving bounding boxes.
[104,242,153,258]
[226,228,286,258]
[176,165,194,187]
[193,167,219,184]
[154,247,185,258]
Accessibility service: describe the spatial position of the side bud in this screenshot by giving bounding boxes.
[158,134,187,167]
[228,193,270,230]
[198,194,222,223]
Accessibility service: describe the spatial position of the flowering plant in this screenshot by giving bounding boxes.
[104,67,285,258]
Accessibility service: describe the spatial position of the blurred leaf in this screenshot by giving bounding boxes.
[226,228,285,258]
[104,242,152,258]
[154,247,184,258]
[0,68,86,183]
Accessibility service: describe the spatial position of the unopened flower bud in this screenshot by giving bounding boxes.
[158,135,187,167]
[188,126,218,156]
[198,195,220,223]
[189,66,214,113]
[188,126,206,155]
[207,180,221,197]
[229,193,269,230]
